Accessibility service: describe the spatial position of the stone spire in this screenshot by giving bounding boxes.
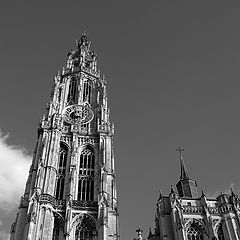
[176,147,199,198]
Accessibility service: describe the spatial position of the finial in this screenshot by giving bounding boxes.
[157,189,162,201]
[176,146,189,180]
[76,39,80,48]
[62,67,65,75]
[230,188,235,197]
[148,228,153,238]
[201,189,206,197]
[77,31,89,47]
[136,226,143,240]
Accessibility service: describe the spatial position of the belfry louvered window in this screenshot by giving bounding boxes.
[68,77,78,103]
[83,81,92,103]
[55,144,67,200]
[77,147,95,201]
[187,223,203,240]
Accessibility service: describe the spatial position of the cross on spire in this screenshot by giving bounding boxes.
[176,146,184,160]
[176,146,189,180]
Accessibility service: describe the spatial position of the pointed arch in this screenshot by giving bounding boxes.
[68,76,78,103]
[79,143,97,152]
[71,213,97,230]
[57,87,63,103]
[70,213,97,240]
[75,214,96,240]
[83,80,92,103]
[77,145,95,201]
[185,218,206,230]
[55,143,68,200]
[185,219,208,240]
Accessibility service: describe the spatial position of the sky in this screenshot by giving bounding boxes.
[1,1,240,240]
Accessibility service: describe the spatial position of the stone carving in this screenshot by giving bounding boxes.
[29,198,38,223]
[78,137,99,146]
[72,200,98,208]
[175,207,184,229]
[60,136,71,145]
[182,205,203,214]
[69,165,76,181]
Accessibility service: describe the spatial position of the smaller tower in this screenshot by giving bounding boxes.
[148,148,240,240]
[175,147,199,198]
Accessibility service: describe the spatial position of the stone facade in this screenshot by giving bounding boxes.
[143,151,240,240]
[10,34,119,240]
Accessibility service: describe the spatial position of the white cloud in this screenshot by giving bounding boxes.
[0,131,31,212]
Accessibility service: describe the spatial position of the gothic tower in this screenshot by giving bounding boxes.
[10,34,119,240]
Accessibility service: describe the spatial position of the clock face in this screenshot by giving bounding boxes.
[63,105,94,125]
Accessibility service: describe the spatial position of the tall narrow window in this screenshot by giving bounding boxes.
[68,77,78,103]
[52,221,60,240]
[217,224,225,240]
[78,147,95,201]
[52,216,63,240]
[75,215,96,240]
[83,81,92,103]
[55,144,68,200]
[58,88,62,103]
[187,223,203,240]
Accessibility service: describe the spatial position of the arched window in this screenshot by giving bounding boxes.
[77,147,95,201]
[68,77,78,103]
[52,215,64,240]
[83,81,92,103]
[75,215,96,240]
[55,144,68,200]
[187,222,203,240]
[217,224,225,240]
[58,87,62,103]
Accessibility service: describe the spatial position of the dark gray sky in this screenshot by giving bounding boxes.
[1,1,240,239]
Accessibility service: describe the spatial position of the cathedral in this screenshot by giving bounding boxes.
[10,34,119,240]
[9,34,240,240]
[138,147,240,240]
